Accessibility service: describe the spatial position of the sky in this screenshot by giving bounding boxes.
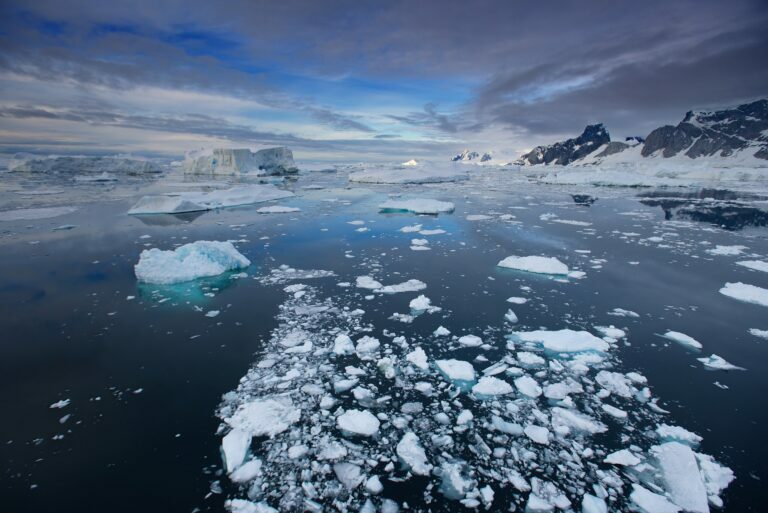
[0,0,766,162]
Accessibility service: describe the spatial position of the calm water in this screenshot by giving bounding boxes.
[1,170,767,512]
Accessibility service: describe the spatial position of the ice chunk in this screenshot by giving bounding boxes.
[581,494,607,513]
[601,404,627,419]
[514,375,542,398]
[433,326,451,336]
[651,442,709,513]
[543,382,569,400]
[333,334,355,355]
[603,449,640,466]
[409,295,440,313]
[524,425,550,445]
[719,282,768,307]
[229,459,262,483]
[333,462,364,489]
[378,198,455,214]
[438,461,473,500]
[497,255,569,275]
[222,429,251,473]
[656,424,703,446]
[504,309,519,323]
[748,328,768,339]
[696,354,746,371]
[226,499,278,513]
[396,432,432,475]
[355,336,381,357]
[337,409,380,436]
[594,325,625,339]
[405,347,429,370]
[436,359,476,383]
[595,371,635,397]
[356,276,383,289]
[507,296,528,304]
[695,453,735,508]
[458,334,483,347]
[551,407,607,434]
[512,329,609,353]
[662,330,703,350]
[472,376,513,397]
[49,399,70,409]
[706,245,747,256]
[735,260,768,273]
[134,241,250,285]
[226,396,300,437]
[376,279,427,294]
[629,484,680,513]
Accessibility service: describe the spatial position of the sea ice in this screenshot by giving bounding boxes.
[226,396,300,437]
[435,359,476,383]
[511,329,609,353]
[581,494,607,513]
[514,375,542,398]
[630,484,680,513]
[350,165,469,184]
[337,409,380,437]
[736,260,768,273]
[706,245,747,256]
[603,449,640,466]
[656,424,703,446]
[458,334,483,347]
[222,429,251,473]
[405,347,429,370]
[524,425,550,445]
[396,432,433,475]
[651,442,709,513]
[719,282,768,307]
[376,279,427,294]
[128,184,294,214]
[662,330,703,350]
[696,354,746,371]
[471,376,513,397]
[134,241,250,284]
[378,198,455,214]
[497,255,570,275]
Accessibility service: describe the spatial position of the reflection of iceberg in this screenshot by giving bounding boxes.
[639,188,768,230]
[128,184,294,215]
[131,211,206,226]
[135,271,246,304]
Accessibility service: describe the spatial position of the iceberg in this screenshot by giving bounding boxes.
[378,198,455,214]
[134,241,250,284]
[696,354,746,371]
[128,184,294,215]
[222,429,251,473]
[184,147,298,176]
[10,155,161,175]
[497,255,570,275]
[735,260,768,273]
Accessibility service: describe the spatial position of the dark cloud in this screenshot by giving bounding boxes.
[1,0,767,154]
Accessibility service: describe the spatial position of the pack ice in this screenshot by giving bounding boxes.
[134,241,250,284]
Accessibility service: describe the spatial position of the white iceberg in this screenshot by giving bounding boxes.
[184,147,297,176]
[662,330,703,350]
[134,241,250,284]
[696,354,746,371]
[435,359,476,383]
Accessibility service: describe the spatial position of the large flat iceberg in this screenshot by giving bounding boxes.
[350,163,469,184]
[134,240,250,284]
[719,282,768,307]
[128,184,294,215]
[511,329,610,353]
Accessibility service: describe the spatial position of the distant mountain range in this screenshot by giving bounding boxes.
[451,149,493,162]
[513,99,768,166]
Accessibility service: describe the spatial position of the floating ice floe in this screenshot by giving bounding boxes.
[748,328,768,339]
[226,396,300,437]
[134,240,250,284]
[497,255,579,277]
[471,376,513,398]
[511,329,610,353]
[256,206,300,214]
[719,282,768,307]
[128,184,294,214]
[378,198,455,215]
[696,354,746,371]
[435,359,475,383]
[662,330,703,350]
[0,206,78,221]
[735,260,768,273]
[337,409,380,437]
[706,245,747,256]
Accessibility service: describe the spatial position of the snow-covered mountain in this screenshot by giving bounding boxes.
[451,149,493,163]
[515,99,768,167]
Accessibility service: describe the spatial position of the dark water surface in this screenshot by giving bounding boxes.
[1,173,767,512]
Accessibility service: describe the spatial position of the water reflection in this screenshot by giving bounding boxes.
[638,188,768,230]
